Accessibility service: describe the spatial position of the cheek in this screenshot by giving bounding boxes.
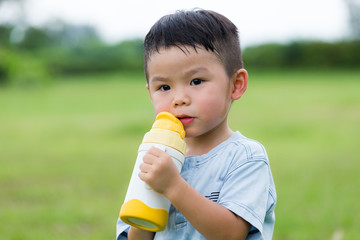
[197,89,231,118]
[151,95,170,114]
[198,94,222,113]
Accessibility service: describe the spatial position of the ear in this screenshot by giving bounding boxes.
[231,69,248,100]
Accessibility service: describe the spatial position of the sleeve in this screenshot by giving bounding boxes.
[116,217,130,240]
[218,158,270,235]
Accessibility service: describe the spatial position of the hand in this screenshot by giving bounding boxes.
[128,226,155,240]
[138,146,181,195]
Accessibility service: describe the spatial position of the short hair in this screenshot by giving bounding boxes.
[144,9,243,81]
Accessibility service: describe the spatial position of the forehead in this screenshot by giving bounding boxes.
[147,45,222,69]
[146,46,228,84]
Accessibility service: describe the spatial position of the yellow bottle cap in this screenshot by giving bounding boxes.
[152,112,185,139]
[142,112,186,155]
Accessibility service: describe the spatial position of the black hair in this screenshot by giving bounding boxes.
[144,9,243,81]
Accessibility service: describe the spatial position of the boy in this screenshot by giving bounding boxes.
[117,9,276,240]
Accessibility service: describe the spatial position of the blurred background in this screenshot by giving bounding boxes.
[0,0,359,239]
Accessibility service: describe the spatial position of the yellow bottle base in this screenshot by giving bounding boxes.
[120,199,169,232]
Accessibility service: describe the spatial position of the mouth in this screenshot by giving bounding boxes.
[177,115,195,125]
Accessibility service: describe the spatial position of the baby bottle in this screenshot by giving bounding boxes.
[119,112,186,232]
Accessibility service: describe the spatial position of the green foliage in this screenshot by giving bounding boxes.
[242,43,285,68]
[0,24,12,46]
[1,20,360,88]
[17,26,54,50]
[0,47,50,86]
[243,40,360,69]
[48,39,144,74]
[0,70,359,239]
[0,22,145,86]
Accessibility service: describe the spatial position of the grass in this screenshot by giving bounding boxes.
[0,69,359,239]
[231,70,360,239]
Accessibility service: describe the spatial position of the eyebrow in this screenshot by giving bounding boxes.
[184,67,209,77]
[150,76,168,84]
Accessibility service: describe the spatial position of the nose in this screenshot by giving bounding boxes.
[172,89,190,107]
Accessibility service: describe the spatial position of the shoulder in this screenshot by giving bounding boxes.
[224,132,269,165]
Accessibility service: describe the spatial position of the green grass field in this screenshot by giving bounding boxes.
[1,69,359,239]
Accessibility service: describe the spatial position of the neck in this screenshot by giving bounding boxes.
[185,121,233,157]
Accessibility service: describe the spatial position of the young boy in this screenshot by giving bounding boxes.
[117,9,276,240]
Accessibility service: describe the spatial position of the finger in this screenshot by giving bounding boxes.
[139,162,152,173]
[138,168,154,183]
[138,171,147,181]
[142,152,157,164]
[147,146,165,156]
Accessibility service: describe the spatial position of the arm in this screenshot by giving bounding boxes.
[128,227,155,240]
[166,174,250,240]
[139,147,251,240]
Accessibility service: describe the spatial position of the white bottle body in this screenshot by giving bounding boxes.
[123,142,185,210]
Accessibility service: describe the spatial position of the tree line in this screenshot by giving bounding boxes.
[0,22,144,86]
[0,22,359,86]
[243,40,360,70]
[1,0,360,86]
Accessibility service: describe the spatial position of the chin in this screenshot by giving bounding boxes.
[184,130,195,138]
[184,129,204,139]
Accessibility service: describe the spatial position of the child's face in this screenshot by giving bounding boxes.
[146,46,235,138]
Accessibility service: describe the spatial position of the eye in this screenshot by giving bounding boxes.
[190,79,203,86]
[159,85,171,91]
